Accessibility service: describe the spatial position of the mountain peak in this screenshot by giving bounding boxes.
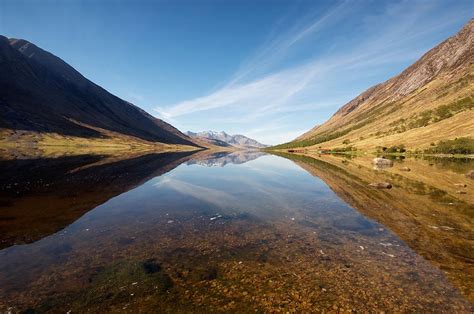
[187,130,267,149]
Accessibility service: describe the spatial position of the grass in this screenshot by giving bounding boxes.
[268,65,473,152]
[270,118,374,149]
[388,95,473,133]
[423,137,474,155]
[0,128,201,159]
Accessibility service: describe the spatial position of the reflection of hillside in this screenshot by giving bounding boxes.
[277,152,474,302]
[0,151,196,248]
[187,150,266,167]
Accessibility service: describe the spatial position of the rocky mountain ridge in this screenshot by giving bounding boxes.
[283,19,473,150]
[186,131,267,149]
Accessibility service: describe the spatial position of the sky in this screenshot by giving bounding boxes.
[0,0,472,145]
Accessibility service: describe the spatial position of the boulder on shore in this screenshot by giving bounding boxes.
[372,158,393,166]
[372,158,394,170]
[369,182,392,189]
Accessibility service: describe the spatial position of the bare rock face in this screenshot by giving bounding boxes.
[388,19,474,98]
[338,19,474,117]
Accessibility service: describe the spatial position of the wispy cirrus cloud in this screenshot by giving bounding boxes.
[155,0,472,144]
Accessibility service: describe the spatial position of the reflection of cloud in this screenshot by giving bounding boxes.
[153,178,237,208]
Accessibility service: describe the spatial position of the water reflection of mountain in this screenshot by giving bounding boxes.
[278,152,474,302]
[0,151,196,249]
[187,150,266,167]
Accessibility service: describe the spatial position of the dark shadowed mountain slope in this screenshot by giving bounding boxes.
[0,36,197,146]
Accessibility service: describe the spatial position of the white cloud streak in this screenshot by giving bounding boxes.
[154,0,472,144]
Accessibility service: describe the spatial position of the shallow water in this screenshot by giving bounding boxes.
[0,151,472,312]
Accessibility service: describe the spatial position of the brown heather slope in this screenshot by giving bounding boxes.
[276,20,473,151]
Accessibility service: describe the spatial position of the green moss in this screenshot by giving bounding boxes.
[75,259,173,308]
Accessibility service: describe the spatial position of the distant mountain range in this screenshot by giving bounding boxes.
[186,131,267,149]
[274,19,473,151]
[187,151,266,167]
[0,36,197,147]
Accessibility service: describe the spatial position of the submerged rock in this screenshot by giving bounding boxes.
[369,182,392,189]
[465,170,474,179]
[141,258,162,274]
[454,183,467,188]
[400,167,411,171]
[456,190,467,194]
[199,265,219,281]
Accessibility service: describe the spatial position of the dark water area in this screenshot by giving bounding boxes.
[0,151,472,312]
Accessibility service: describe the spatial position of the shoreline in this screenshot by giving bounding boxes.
[265,148,474,159]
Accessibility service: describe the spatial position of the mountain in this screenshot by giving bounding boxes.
[0,36,198,147]
[186,131,267,149]
[274,19,473,151]
[186,150,266,167]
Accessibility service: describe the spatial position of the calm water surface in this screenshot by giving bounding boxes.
[0,151,472,312]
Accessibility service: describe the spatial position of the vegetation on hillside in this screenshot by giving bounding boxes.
[423,137,474,155]
[271,93,473,152]
[388,95,473,134]
[0,129,200,159]
[376,145,407,154]
[270,119,372,149]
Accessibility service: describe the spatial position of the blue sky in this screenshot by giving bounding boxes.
[1,0,472,144]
